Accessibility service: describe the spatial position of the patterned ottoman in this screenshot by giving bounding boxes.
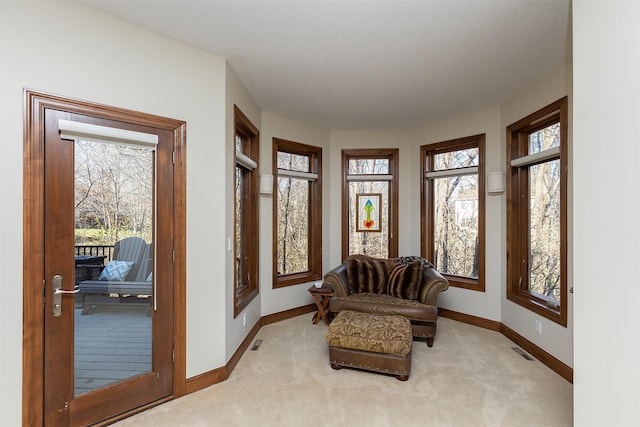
[325,310,412,381]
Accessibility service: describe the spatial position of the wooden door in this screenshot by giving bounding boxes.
[29,96,180,425]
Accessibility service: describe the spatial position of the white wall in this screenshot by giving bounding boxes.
[259,112,331,316]
[573,1,640,425]
[0,2,231,423]
[224,63,263,360]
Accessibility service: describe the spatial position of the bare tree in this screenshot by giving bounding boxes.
[528,125,561,300]
[433,149,479,277]
[277,152,310,274]
[74,140,153,245]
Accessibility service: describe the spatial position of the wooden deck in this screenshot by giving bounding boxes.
[74,305,152,395]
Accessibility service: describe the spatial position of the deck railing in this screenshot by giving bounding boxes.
[75,245,115,262]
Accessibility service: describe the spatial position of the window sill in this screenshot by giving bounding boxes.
[507,291,566,327]
[274,271,322,289]
[443,274,484,292]
[234,287,258,318]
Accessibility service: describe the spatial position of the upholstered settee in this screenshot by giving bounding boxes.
[324,254,449,347]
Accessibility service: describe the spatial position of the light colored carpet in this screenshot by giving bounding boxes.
[114,315,573,427]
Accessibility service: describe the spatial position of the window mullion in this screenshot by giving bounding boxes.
[425,166,478,179]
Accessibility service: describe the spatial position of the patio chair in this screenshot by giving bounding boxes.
[77,236,153,315]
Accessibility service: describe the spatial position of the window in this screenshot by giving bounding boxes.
[234,106,259,317]
[506,97,568,326]
[273,138,322,288]
[342,149,398,259]
[421,135,485,291]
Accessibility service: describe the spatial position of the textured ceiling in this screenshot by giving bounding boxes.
[76,0,571,129]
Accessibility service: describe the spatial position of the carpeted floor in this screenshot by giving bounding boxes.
[114,314,573,427]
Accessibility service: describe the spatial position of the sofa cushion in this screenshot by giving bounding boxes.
[345,256,388,294]
[330,293,438,322]
[325,310,412,357]
[387,261,422,300]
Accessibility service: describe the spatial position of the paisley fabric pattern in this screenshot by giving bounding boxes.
[345,292,425,307]
[330,293,437,321]
[325,310,412,357]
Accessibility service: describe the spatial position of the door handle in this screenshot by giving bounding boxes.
[52,274,79,317]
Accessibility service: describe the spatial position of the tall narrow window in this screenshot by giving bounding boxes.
[506,97,568,326]
[273,138,322,288]
[234,106,259,317]
[342,149,398,259]
[421,134,485,291]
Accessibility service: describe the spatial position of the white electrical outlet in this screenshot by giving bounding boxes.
[243,312,247,327]
[535,320,542,335]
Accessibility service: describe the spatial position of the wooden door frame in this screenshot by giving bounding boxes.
[22,89,187,426]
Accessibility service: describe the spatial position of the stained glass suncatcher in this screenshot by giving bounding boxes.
[356,193,381,232]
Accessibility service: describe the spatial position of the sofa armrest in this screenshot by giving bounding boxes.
[323,263,351,297]
[417,268,449,305]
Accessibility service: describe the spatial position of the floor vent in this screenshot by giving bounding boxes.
[512,347,534,361]
[251,340,263,351]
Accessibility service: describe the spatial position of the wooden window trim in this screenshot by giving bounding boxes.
[233,105,259,317]
[420,134,486,292]
[341,148,399,260]
[506,97,568,326]
[272,138,322,288]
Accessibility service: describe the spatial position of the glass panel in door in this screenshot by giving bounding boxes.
[73,138,154,395]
